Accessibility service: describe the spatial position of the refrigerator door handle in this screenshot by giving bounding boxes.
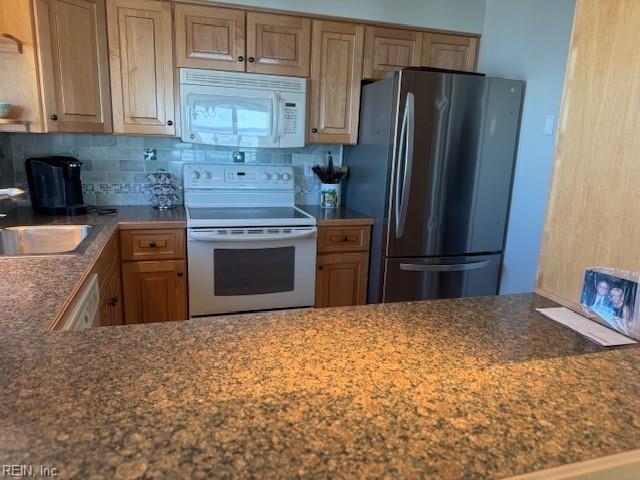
[399,259,491,272]
[399,92,416,236]
[394,96,409,237]
[397,92,415,238]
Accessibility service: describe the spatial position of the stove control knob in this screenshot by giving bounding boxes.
[262,172,271,181]
[281,172,291,181]
[191,171,200,180]
[272,173,281,181]
[203,171,213,180]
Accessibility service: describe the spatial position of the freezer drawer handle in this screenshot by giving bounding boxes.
[399,259,490,272]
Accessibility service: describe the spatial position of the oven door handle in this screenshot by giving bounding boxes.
[189,230,317,242]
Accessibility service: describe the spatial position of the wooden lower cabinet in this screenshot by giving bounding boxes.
[122,260,187,323]
[100,265,123,326]
[120,228,188,324]
[315,252,369,307]
[315,223,371,308]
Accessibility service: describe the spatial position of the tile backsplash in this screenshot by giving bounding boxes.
[5,134,343,206]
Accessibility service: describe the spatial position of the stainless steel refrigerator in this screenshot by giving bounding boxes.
[344,69,524,304]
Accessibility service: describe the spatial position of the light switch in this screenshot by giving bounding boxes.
[544,115,556,136]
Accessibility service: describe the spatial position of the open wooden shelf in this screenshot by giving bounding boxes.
[0,33,23,54]
[0,118,29,132]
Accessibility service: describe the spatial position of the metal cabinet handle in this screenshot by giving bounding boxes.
[340,235,349,241]
[317,265,324,271]
[167,120,173,126]
[148,241,157,247]
[108,296,118,306]
[248,57,255,63]
[238,56,244,62]
[311,128,318,133]
[50,114,58,121]
[177,271,184,277]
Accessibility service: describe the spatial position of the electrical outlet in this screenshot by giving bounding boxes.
[304,162,314,177]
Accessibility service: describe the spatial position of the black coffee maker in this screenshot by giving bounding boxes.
[26,156,87,215]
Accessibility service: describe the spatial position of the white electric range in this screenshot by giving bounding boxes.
[184,163,317,316]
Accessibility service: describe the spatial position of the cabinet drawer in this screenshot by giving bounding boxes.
[120,229,185,261]
[318,226,371,253]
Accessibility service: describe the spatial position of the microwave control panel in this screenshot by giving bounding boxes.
[282,102,299,135]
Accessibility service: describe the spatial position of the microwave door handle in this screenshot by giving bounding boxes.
[271,93,280,145]
[399,259,490,272]
[190,230,317,242]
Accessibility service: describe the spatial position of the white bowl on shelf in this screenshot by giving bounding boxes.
[0,103,13,118]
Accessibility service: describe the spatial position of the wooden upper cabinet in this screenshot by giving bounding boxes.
[174,3,245,71]
[107,0,175,135]
[421,33,478,72]
[34,0,112,132]
[309,20,364,145]
[363,26,422,80]
[246,12,311,77]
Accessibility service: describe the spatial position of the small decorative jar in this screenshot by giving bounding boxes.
[320,182,341,209]
[147,170,179,209]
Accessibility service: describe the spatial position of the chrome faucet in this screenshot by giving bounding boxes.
[0,187,25,217]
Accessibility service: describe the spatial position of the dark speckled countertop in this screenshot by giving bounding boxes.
[1,206,640,479]
[298,204,374,226]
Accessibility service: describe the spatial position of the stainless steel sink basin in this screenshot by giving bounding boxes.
[0,225,97,256]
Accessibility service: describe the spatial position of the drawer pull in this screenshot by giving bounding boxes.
[149,241,157,248]
[341,235,349,241]
[108,296,118,306]
[317,265,324,271]
[177,271,184,277]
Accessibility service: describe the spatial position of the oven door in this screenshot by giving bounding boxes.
[187,226,317,316]
[181,84,279,148]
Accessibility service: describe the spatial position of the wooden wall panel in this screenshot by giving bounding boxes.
[536,0,640,305]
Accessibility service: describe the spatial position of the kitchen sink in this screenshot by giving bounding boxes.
[0,225,98,256]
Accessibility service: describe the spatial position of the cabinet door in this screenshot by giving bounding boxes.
[107,0,175,135]
[421,33,478,72]
[315,252,369,308]
[109,267,124,326]
[362,26,422,80]
[174,3,245,71]
[309,20,364,145]
[246,12,310,77]
[122,260,187,324]
[34,0,112,132]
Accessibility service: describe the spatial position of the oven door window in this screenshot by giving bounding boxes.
[190,96,272,137]
[214,247,295,295]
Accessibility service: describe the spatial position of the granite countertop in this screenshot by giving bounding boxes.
[2,207,640,478]
[0,206,185,335]
[298,204,374,226]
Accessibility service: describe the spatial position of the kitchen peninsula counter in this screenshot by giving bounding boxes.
[2,208,640,478]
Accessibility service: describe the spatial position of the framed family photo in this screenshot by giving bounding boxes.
[580,268,640,340]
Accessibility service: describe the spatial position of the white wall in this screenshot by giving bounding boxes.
[211,0,487,33]
[478,0,576,294]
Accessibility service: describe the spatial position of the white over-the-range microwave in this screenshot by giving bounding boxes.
[179,68,306,148]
